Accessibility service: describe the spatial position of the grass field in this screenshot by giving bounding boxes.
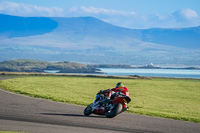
[0,75,199,123]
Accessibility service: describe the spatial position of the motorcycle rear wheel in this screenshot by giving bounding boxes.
[105,103,123,118]
[84,103,93,116]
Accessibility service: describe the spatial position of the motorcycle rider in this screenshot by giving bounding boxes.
[85,82,131,116]
[94,82,129,103]
[105,82,129,99]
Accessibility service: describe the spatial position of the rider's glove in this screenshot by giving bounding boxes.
[100,90,103,94]
[99,90,104,97]
[97,90,103,95]
[107,89,111,92]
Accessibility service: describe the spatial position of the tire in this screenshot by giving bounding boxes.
[105,103,123,118]
[84,103,93,116]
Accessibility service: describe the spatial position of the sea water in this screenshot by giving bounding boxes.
[99,68,200,79]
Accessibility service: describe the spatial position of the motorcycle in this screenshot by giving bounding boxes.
[84,90,131,118]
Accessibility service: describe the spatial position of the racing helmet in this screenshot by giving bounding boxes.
[116,82,124,88]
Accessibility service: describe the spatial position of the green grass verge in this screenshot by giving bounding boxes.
[0,76,199,123]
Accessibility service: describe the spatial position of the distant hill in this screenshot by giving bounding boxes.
[0,14,58,38]
[139,27,200,49]
[0,14,200,65]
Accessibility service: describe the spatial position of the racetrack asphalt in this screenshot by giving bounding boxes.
[0,77,200,133]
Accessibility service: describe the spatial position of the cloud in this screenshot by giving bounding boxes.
[0,1,64,17]
[69,6,136,16]
[0,1,199,29]
[173,8,199,20]
[68,6,200,29]
[172,8,200,26]
[68,6,141,28]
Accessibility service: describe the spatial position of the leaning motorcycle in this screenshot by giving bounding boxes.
[84,91,131,118]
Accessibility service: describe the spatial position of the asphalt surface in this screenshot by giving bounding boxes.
[0,77,200,133]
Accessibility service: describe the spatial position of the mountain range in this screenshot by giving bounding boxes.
[0,14,200,65]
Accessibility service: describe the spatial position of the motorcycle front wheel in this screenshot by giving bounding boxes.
[105,103,123,118]
[84,103,93,116]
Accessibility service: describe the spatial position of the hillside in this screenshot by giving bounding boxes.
[0,59,99,73]
[0,14,58,39]
[0,14,200,65]
[139,27,200,49]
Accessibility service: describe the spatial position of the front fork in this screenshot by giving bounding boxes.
[91,102,99,111]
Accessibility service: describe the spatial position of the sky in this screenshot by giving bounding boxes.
[0,0,200,29]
